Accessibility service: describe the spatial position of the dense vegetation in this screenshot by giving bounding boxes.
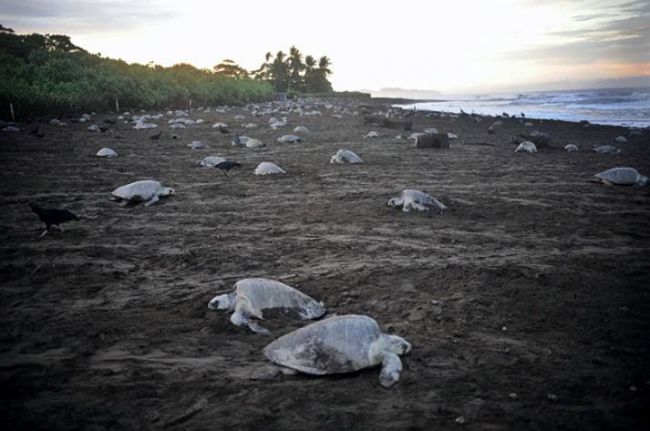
[0,27,275,120]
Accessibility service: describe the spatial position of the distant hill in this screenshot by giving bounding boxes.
[363,88,443,100]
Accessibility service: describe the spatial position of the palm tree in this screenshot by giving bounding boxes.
[270,50,289,91]
[313,56,333,92]
[252,51,273,80]
[317,56,332,76]
[303,55,316,92]
[286,46,305,92]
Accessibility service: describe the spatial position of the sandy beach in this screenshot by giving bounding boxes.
[1,98,649,430]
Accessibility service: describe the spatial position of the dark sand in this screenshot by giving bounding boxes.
[1,100,649,430]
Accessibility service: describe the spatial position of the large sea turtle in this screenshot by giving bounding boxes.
[593,145,621,155]
[199,156,226,167]
[593,167,648,186]
[96,147,118,157]
[330,149,363,164]
[277,134,303,144]
[515,141,537,153]
[388,189,447,214]
[208,278,325,334]
[254,162,286,175]
[262,314,411,388]
[111,180,175,206]
[188,140,208,150]
[564,144,579,152]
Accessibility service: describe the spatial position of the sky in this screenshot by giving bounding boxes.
[1,0,649,94]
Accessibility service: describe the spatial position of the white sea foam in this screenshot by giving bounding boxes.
[397,87,650,127]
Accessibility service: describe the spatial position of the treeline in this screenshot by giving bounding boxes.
[213,46,333,93]
[0,27,275,120]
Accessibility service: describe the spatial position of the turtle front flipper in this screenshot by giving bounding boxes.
[247,321,271,335]
[378,352,403,388]
[232,297,269,334]
[144,195,160,207]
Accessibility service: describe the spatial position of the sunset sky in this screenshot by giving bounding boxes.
[2,0,649,94]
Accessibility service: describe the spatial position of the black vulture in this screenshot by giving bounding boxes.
[29,203,80,237]
[149,131,163,140]
[215,160,242,176]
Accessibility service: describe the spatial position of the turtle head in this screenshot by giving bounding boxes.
[384,334,412,356]
[637,175,649,187]
[208,293,236,311]
[387,197,403,208]
[159,187,175,197]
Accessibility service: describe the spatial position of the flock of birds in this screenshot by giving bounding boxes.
[14,98,649,387]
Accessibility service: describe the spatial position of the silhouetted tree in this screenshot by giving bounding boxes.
[312,56,333,92]
[254,48,333,93]
[270,50,289,92]
[286,46,305,92]
[213,59,248,78]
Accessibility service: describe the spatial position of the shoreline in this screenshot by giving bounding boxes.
[364,98,640,132]
[387,99,650,130]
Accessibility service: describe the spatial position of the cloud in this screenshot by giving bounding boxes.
[0,0,178,34]
[506,0,650,64]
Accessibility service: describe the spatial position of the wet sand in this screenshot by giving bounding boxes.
[1,99,649,430]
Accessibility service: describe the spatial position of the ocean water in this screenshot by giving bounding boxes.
[397,87,650,128]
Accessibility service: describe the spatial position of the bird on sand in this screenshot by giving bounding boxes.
[29,203,80,238]
[149,131,163,140]
[215,160,242,176]
[29,127,45,139]
[218,125,231,135]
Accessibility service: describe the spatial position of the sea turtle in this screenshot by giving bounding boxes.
[388,189,447,214]
[208,278,325,334]
[330,149,363,164]
[277,134,303,144]
[593,145,621,155]
[254,162,286,175]
[96,147,118,157]
[593,167,648,186]
[111,180,175,206]
[199,156,226,167]
[232,135,265,148]
[262,314,411,388]
[515,141,537,153]
[246,138,265,148]
[188,140,208,149]
[564,144,579,152]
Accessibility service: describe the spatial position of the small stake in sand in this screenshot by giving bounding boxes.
[9,102,15,122]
